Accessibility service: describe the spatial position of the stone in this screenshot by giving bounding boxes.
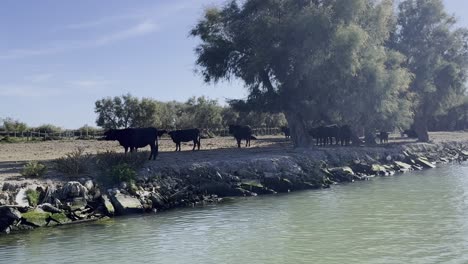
[84,180,94,191]
[110,193,143,215]
[0,206,22,233]
[61,182,88,199]
[101,195,115,215]
[39,203,62,214]
[15,188,29,207]
[415,157,436,169]
[149,192,166,209]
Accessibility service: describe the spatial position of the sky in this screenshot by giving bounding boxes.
[0,0,467,129]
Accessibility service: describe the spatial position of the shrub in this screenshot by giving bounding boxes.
[21,161,47,177]
[25,189,40,207]
[109,163,137,184]
[95,151,147,171]
[54,147,91,175]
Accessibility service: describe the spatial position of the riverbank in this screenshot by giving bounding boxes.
[1,135,467,234]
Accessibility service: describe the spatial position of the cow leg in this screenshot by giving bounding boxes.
[197,138,201,150]
[237,138,241,148]
[192,140,196,151]
[124,147,129,154]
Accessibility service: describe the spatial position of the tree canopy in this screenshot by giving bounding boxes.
[191,0,416,146]
[392,0,468,141]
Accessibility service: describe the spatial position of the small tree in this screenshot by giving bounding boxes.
[3,118,28,132]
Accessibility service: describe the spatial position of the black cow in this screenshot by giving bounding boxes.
[309,125,339,146]
[168,128,201,151]
[229,125,256,148]
[338,125,352,146]
[379,131,389,144]
[103,127,159,160]
[281,126,290,139]
[401,129,418,138]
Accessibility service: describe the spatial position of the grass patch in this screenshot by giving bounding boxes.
[25,189,40,207]
[21,161,47,177]
[95,151,147,185]
[54,147,92,175]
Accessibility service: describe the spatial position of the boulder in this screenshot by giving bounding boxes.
[149,192,166,209]
[415,157,436,169]
[15,188,29,207]
[263,175,293,193]
[101,195,115,215]
[61,182,88,199]
[0,206,22,233]
[240,181,277,195]
[394,161,412,172]
[110,193,143,215]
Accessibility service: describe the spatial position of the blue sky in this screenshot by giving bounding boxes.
[0,0,467,129]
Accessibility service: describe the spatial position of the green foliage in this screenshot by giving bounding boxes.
[109,163,137,184]
[3,117,28,132]
[95,151,147,172]
[21,161,47,177]
[393,0,468,140]
[54,147,92,175]
[191,0,414,146]
[25,189,40,207]
[34,124,62,134]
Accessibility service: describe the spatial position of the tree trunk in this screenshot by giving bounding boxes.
[414,114,430,142]
[284,111,311,147]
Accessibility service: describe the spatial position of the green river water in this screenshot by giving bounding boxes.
[1,164,468,264]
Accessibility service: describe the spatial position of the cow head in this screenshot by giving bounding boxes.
[228,125,237,134]
[157,130,167,138]
[103,129,118,141]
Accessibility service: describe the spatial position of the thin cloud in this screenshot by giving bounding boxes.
[24,73,54,83]
[0,85,63,97]
[0,20,158,60]
[94,20,158,46]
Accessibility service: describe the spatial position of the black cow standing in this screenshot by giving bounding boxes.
[338,125,352,146]
[103,127,159,160]
[281,126,291,139]
[168,128,201,151]
[379,131,389,144]
[229,125,256,148]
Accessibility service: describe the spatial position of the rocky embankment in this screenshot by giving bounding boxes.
[1,141,467,235]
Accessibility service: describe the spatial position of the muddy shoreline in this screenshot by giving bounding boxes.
[1,139,467,235]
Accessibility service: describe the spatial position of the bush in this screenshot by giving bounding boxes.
[21,161,47,177]
[54,147,92,175]
[95,151,148,171]
[109,163,137,184]
[26,189,40,207]
[95,151,147,185]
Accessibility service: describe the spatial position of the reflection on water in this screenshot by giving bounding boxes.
[2,164,468,264]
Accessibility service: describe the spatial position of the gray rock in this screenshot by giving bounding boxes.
[101,195,115,215]
[39,203,62,214]
[0,206,22,233]
[84,180,94,191]
[15,188,29,207]
[61,182,88,199]
[110,193,143,215]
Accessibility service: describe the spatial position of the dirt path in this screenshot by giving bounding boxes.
[1,132,467,182]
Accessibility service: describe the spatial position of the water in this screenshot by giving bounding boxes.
[2,164,468,264]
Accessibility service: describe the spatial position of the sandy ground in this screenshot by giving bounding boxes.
[1,132,467,182]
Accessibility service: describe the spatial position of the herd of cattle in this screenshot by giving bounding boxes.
[103,124,405,160]
[102,125,258,160]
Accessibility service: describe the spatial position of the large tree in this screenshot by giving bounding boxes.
[191,0,412,146]
[393,0,468,141]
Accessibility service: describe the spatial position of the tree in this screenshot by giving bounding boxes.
[191,0,412,146]
[393,0,468,141]
[3,118,28,132]
[95,94,147,129]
